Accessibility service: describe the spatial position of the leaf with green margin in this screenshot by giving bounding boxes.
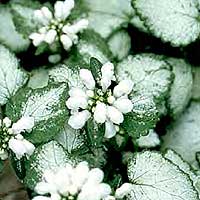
[77,29,113,64]
[28,67,49,89]
[6,83,68,144]
[116,54,173,104]
[108,30,131,61]
[136,129,160,148]
[83,0,134,38]
[162,102,200,169]
[10,1,40,37]
[132,0,200,46]
[49,64,84,88]
[122,95,159,138]
[0,5,30,53]
[24,141,74,190]
[55,122,86,154]
[126,151,199,200]
[192,67,200,101]
[0,45,28,105]
[164,149,200,195]
[89,57,103,81]
[166,58,193,118]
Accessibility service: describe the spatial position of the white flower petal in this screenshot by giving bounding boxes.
[115,183,133,199]
[94,102,107,124]
[44,29,57,44]
[41,7,53,20]
[54,168,71,194]
[43,170,56,184]
[66,96,88,110]
[22,139,35,157]
[98,183,112,198]
[68,110,91,129]
[87,168,104,184]
[60,34,73,50]
[34,10,49,25]
[107,106,124,124]
[12,116,35,134]
[114,97,133,114]
[101,62,115,92]
[74,161,89,189]
[62,25,78,42]
[54,0,74,20]
[69,88,87,98]
[32,196,51,200]
[66,19,89,35]
[62,0,75,19]
[3,117,12,128]
[29,33,44,46]
[113,80,133,97]
[103,195,116,200]
[80,69,95,90]
[54,1,64,19]
[35,182,55,195]
[104,121,117,138]
[51,193,62,200]
[8,138,26,159]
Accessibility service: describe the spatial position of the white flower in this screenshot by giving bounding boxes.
[12,116,35,134]
[66,61,133,138]
[80,69,96,90]
[29,0,88,51]
[32,161,112,200]
[68,110,91,129]
[0,116,35,159]
[115,183,133,199]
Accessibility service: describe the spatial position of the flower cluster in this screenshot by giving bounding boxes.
[0,117,35,160]
[29,0,88,51]
[66,62,134,138]
[32,161,114,200]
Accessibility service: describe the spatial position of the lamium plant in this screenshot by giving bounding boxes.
[0,0,200,200]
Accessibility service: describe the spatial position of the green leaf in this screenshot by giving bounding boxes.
[77,29,113,64]
[10,1,40,37]
[108,30,131,61]
[122,95,159,138]
[0,45,28,105]
[76,147,107,168]
[132,0,200,46]
[136,129,160,148]
[83,0,134,38]
[6,83,68,144]
[49,64,84,88]
[10,154,26,180]
[162,102,200,169]
[35,43,49,56]
[164,149,200,194]
[0,160,4,173]
[89,57,103,81]
[0,5,30,53]
[24,141,73,189]
[85,119,105,148]
[28,67,49,89]
[166,58,193,118]
[127,151,199,200]
[116,54,173,104]
[55,122,86,154]
[192,67,200,101]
